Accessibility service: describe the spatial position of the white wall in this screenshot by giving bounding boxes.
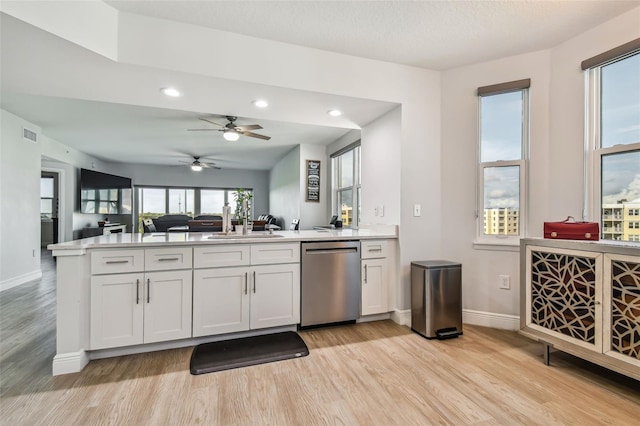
[108,162,270,219]
[269,147,301,228]
[298,144,329,229]
[361,106,402,225]
[1,110,42,289]
[441,7,640,324]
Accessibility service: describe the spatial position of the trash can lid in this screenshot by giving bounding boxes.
[411,260,461,269]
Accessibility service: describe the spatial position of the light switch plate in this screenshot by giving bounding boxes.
[379,204,384,217]
[413,204,421,217]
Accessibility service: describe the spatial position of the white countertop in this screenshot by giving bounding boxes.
[48,225,398,253]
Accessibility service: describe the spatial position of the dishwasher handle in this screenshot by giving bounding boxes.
[304,247,359,255]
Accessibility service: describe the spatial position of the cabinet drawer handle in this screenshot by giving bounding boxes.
[364,264,368,283]
[147,278,150,303]
[244,272,248,295]
[253,271,256,293]
[157,257,180,262]
[105,260,128,264]
[368,248,382,252]
[136,279,140,304]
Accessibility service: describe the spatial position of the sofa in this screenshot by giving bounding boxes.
[151,214,192,232]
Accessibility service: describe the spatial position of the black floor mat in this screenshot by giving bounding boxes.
[190,331,309,375]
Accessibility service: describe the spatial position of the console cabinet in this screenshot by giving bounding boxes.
[521,240,640,380]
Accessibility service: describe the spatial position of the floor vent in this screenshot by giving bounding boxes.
[23,127,38,143]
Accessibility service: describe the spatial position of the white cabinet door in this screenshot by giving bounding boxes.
[362,258,388,316]
[250,263,300,329]
[90,273,144,350]
[193,267,250,337]
[143,270,193,344]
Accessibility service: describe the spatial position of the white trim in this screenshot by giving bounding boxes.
[0,269,42,292]
[462,309,520,331]
[391,309,411,326]
[52,350,89,376]
[357,313,391,323]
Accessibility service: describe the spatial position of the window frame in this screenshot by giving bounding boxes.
[585,50,640,243]
[331,142,361,228]
[476,86,530,246]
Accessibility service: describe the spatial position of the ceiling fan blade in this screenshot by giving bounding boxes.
[242,131,271,140]
[198,117,225,127]
[235,124,262,131]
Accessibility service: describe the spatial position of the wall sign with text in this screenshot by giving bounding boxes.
[306,160,320,202]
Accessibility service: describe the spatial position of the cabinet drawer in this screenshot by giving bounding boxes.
[91,250,145,275]
[145,247,192,271]
[361,240,388,259]
[251,243,300,265]
[194,245,251,268]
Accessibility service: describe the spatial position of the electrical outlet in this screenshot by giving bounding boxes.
[374,206,378,216]
[379,204,384,217]
[499,275,510,290]
[413,204,421,217]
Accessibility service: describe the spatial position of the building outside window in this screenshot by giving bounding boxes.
[477,79,530,244]
[331,143,361,228]
[585,46,640,242]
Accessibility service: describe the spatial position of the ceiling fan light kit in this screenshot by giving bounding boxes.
[191,163,203,171]
[190,116,271,141]
[223,129,240,141]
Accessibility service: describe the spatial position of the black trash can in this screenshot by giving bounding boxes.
[411,260,463,339]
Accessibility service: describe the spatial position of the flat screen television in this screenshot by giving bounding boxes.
[78,169,132,214]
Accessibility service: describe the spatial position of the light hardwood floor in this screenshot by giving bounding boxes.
[1,251,639,425]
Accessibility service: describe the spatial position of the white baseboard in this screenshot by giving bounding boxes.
[52,351,89,376]
[390,309,519,331]
[391,309,411,326]
[0,270,42,292]
[463,309,520,331]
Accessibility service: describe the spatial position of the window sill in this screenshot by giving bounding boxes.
[473,240,520,252]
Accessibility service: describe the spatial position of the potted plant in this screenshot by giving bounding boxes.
[233,189,253,232]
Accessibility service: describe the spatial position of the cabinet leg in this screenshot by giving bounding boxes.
[542,341,552,366]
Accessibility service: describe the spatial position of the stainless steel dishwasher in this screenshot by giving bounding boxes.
[300,241,361,327]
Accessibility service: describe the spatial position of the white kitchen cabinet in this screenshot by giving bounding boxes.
[193,267,250,336]
[192,243,300,337]
[250,263,300,329]
[90,270,192,349]
[361,240,389,316]
[193,263,300,337]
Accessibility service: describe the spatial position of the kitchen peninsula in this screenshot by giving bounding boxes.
[49,226,398,375]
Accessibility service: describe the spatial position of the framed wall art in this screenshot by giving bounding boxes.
[306,160,320,202]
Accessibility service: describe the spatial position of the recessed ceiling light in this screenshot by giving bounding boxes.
[253,99,269,108]
[327,109,342,117]
[161,87,182,97]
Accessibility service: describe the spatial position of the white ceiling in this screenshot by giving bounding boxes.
[105,0,640,70]
[2,1,638,170]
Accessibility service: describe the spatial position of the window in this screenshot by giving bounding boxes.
[477,80,530,243]
[135,186,250,232]
[331,143,361,227]
[585,47,640,243]
[40,176,54,219]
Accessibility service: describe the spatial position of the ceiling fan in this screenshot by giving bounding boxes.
[189,116,271,141]
[179,156,222,171]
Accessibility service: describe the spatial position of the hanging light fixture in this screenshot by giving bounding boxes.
[191,159,203,171]
[223,128,240,141]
